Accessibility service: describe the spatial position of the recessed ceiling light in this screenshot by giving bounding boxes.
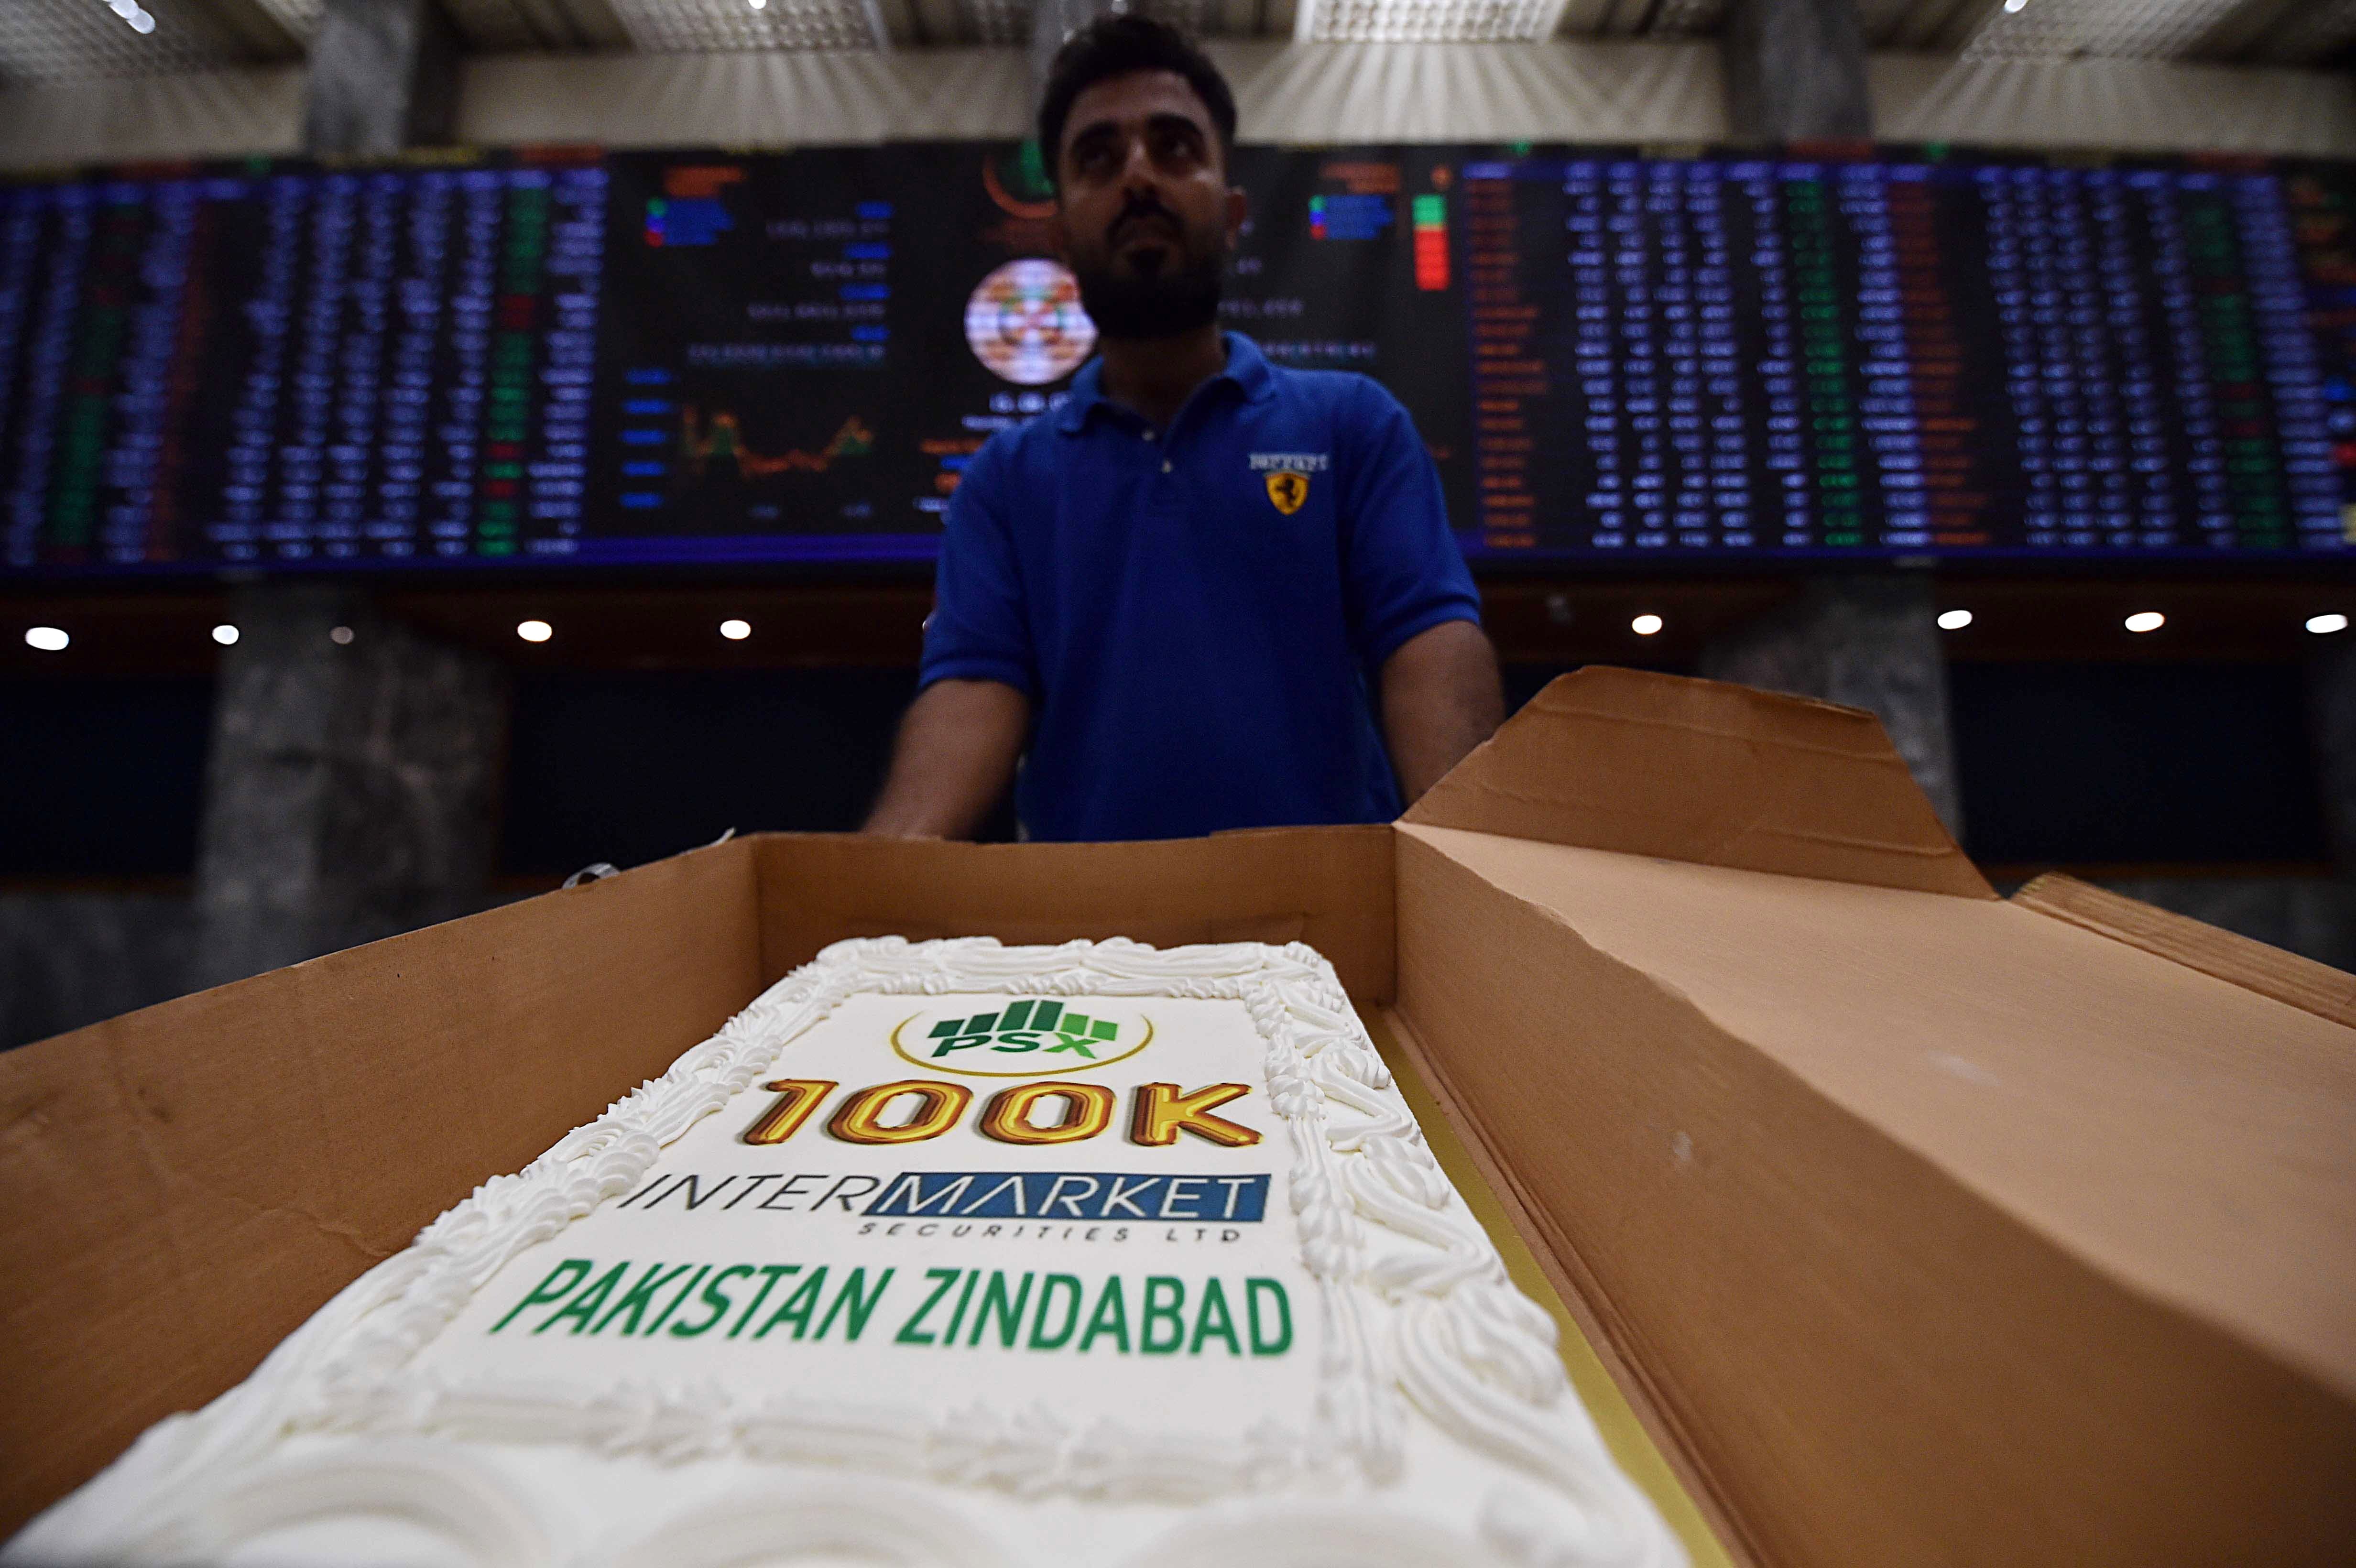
[720,618,753,641]
[517,619,554,643]
[2307,613,2348,636]
[329,625,354,645]
[2002,0,2026,11]
[1630,613,1663,636]
[24,626,68,652]
[212,623,239,646]
[1937,609,1973,632]
[2124,611,2164,634]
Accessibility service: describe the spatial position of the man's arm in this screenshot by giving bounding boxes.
[862,678,1031,839]
[1379,619,1504,806]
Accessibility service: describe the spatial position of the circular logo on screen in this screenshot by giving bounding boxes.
[964,259,1096,387]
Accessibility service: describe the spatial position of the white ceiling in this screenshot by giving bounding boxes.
[0,0,2348,88]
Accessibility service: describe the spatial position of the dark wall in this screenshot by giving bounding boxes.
[0,662,2333,884]
[501,669,954,875]
[0,677,213,878]
[1948,663,2326,866]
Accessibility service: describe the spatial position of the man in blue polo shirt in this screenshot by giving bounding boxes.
[864,15,1501,841]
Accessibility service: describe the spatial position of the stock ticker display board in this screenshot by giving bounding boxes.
[1,141,2352,574]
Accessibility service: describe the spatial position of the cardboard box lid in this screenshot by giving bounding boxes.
[1399,666,2356,1399]
[1387,668,2356,1564]
[1406,665,1993,899]
[1407,824,2356,1401]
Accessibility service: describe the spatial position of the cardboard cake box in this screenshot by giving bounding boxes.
[3,667,2352,1566]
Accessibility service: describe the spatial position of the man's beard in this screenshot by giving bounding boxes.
[1071,231,1223,340]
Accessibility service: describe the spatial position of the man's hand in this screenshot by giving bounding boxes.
[863,678,1031,839]
[1379,620,1504,807]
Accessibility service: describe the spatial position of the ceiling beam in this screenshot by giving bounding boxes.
[2191,0,2318,62]
[188,0,309,59]
[1723,0,1871,142]
[518,0,634,50]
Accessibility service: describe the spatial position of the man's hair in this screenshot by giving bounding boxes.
[1036,14,1237,188]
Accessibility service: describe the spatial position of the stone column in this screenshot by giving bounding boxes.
[1699,575,1965,837]
[190,588,508,990]
[1722,0,1873,144]
[1706,8,1963,828]
[1031,0,1128,109]
[302,0,460,158]
[2309,642,2356,874]
[187,3,499,991]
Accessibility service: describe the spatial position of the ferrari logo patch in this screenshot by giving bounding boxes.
[1265,471,1310,514]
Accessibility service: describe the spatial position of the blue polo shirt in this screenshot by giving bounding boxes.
[919,333,1480,842]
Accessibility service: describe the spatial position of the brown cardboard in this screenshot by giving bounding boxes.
[2014,871,2356,1029]
[1408,665,1994,899]
[0,839,763,1538]
[746,825,1396,998]
[1391,825,2356,1566]
[1367,1007,1737,1568]
[3,667,2349,1565]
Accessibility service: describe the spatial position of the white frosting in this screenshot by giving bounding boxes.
[9,937,1683,1568]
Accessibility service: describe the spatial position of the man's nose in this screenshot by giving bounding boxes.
[1117,134,1161,192]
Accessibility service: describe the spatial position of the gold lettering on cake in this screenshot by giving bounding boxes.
[977,1081,1116,1145]
[742,1079,838,1145]
[1127,1083,1262,1148]
[828,1079,972,1145]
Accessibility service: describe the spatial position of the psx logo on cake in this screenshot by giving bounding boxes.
[891,998,1153,1077]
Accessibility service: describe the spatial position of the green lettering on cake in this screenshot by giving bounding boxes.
[1190,1277,1242,1356]
[727,1264,797,1339]
[814,1266,894,1341]
[491,1259,592,1333]
[754,1266,829,1339]
[670,1264,755,1338]
[1078,1275,1129,1353]
[1140,1276,1186,1355]
[1028,1274,1082,1350]
[895,1267,961,1344]
[644,1264,710,1336]
[537,1260,629,1334]
[968,1271,1035,1347]
[939,1269,982,1346]
[593,1263,691,1336]
[1246,1278,1292,1356]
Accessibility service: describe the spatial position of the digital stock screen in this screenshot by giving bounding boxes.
[1,142,2352,574]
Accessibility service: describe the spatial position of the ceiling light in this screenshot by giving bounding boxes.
[24,626,68,652]
[329,625,354,645]
[1630,613,1663,637]
[2308,613,2349,636]
[2124,611,2164,634]
[749,0,767,9]
[720,618,753,641]
[212,624,239,646]
[517,619,553,643]
[1937,609,1973,632]
[2001,0,2026,11]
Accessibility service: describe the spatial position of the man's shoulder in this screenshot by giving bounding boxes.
[1256,360,1410,436]
[957,408,1062,492]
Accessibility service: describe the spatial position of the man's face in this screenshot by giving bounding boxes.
[1049,69,1246,341]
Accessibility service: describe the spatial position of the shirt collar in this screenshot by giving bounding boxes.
[1054,331,1275,435]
